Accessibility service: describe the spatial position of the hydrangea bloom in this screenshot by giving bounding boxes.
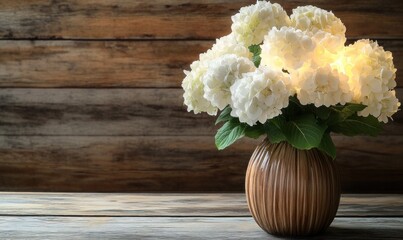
[203,54,255,110]
[290,5,346,40]
[290,6,347,69]
[377,90,401,123]
[231,1,290,46]
[182,34,251,115]
[335,39,399,122]
[292,65,352,107]
[311,30,346,66]
[182,60,217,115]
[230,67,291,126]
[261,27,316,72]
[201,33,251,62]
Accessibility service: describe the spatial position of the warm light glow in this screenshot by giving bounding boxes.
[330,51,362,100]
[331,53,347,73]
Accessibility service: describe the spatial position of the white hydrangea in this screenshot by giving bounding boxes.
[311,30,346,67]
[291,6,346,67]
[378,90,400,123]
[334,39,400,122]
[261,27,316,72]
[201,33,251,62]
[203,54,256,110]
[182,60,217,115]
[183,3,400,126]
[292,65,352,107]
[290,5,346,40]
[230,67,291,126]
[359,90,400,123]
[231,1,290,46]
[182,34,251,115]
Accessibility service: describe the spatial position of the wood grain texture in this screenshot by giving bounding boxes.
[0,40,401,88]
[0,0,402,39]
[0,0,402,194]
[0,193,402,217]
[0,88,214,136]
[246,140,340,236]
[1,193,402,239]
[0,136,402,192]
[0,136,249,192]
[0,88,401,136]
[0,216,402,239]
[0,40,209,88]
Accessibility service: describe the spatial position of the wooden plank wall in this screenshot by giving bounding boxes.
[0,0,402,193]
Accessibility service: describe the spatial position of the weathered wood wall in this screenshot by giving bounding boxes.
[0,0,402,193]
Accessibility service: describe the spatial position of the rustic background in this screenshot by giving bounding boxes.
[0,0,402,193]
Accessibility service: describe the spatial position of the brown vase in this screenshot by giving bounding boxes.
[245,138,340,237]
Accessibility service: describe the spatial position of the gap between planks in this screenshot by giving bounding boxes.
[0,193,402,217]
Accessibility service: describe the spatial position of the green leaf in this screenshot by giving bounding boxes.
[248,44,261,67]
[332,103,366,113]
[331,115,383,136]
[318,132,336,159]
[328,103,367,126]
[245,124,265,139]
[315,106,332,120]
[215,119,246,150]
[282,96,304,119]
[215,106,232,125]
[283,114,327,150]
[265,116,287,143]
[289,95,303,106]
[340,103,366,117]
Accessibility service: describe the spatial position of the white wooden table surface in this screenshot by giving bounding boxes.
[0,193,402,239]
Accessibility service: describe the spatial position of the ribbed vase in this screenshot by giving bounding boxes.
[245,139,340,237]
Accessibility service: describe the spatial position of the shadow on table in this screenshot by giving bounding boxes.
[267,225,403,239]
[315,226,403,239]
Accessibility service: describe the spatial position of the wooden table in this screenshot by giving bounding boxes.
[0,193,402,239]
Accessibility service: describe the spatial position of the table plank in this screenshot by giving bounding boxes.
[0,193,402,217]
[0,216,402,239]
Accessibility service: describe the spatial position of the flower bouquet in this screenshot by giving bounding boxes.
[181,0,400,236]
